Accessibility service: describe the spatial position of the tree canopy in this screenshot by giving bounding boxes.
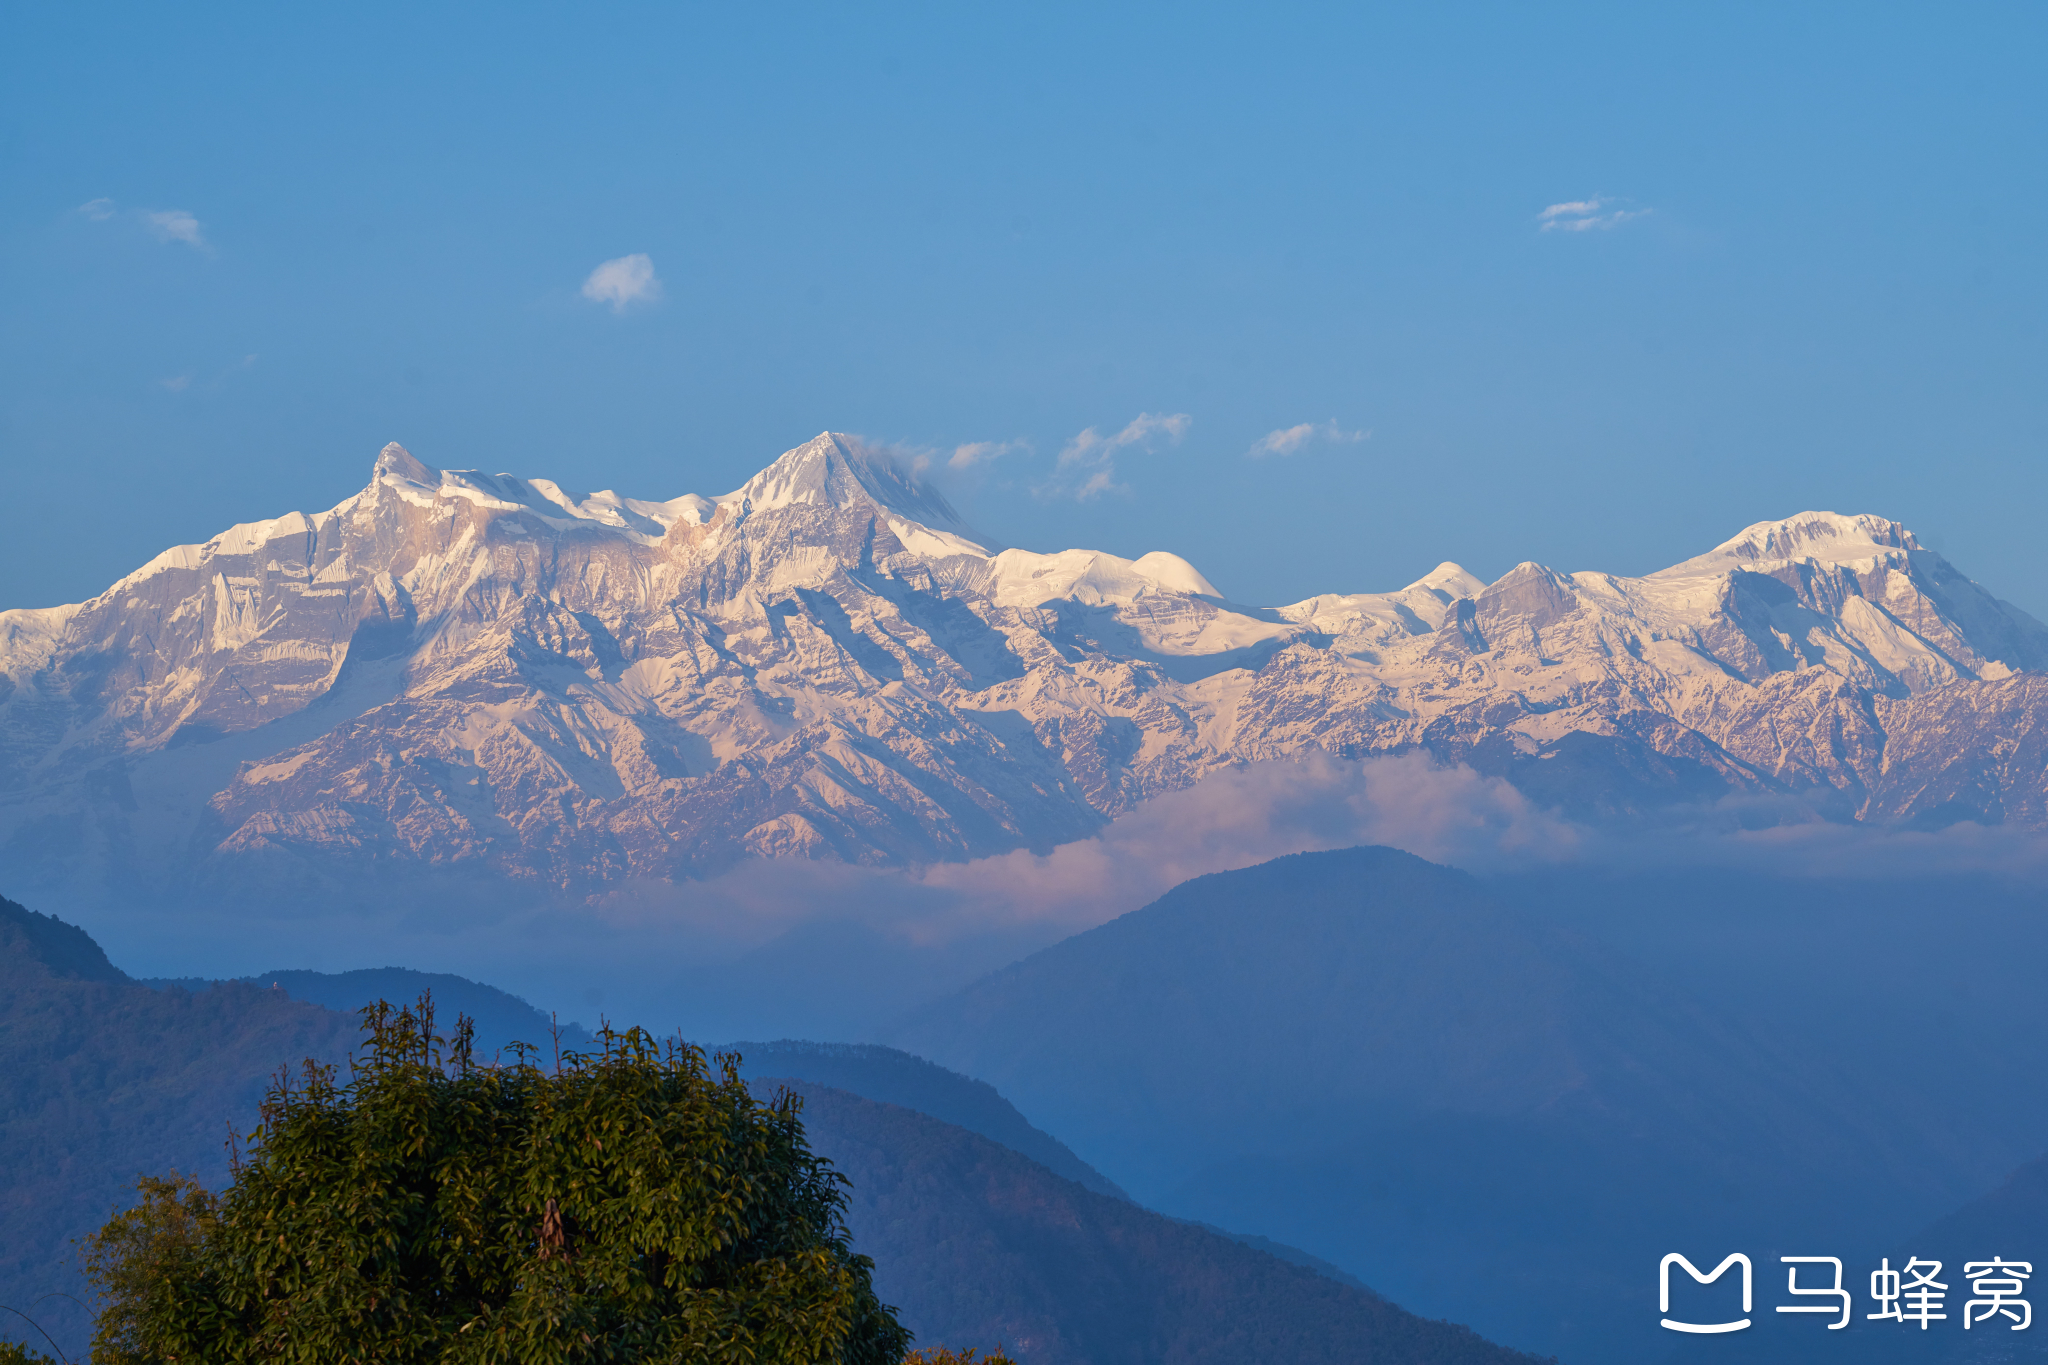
[83,998,909,1364]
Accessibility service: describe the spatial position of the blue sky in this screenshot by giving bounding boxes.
[4,3,2044,612]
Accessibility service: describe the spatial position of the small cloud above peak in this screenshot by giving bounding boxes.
[77,198,116,221]
[949,439,1027,471]
[144,209,206,248]
[1538,196,1649,232]
[1248,420,1367,459]
[582,253,662,312]
[1042,412,1191,501]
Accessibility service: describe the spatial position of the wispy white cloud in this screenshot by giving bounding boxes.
[1248,420,1368,459]
[158,355,256,396]
[1043,412,1192,501]
[949,439,1027,471]
[581,253,662,311]
[77,200,213,250]
[1538,196,1650,232]
[823,435,944,481]
[144,209,206,248]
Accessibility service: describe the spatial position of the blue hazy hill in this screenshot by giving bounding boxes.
[761,1078,1551,1365]
[889,844,1998,1365]
[727,1039,1129,1200]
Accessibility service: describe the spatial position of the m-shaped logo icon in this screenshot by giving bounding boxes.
[1662,1253,1753,1333]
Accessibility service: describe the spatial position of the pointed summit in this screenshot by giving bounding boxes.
[724,433,992,548]
[1404,562,1486,600]
[375,442,440,490]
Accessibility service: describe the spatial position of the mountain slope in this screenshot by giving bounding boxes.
[727,1040,1128,1199]
[765,1079,1552,1365]
[885,845,1985,1365]
[1,894,1539,1365]
[0,895,362,1356]
[4,434,2047,914]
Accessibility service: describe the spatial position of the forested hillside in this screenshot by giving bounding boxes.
[0,895,360,1352]
[2,892,1549,1363]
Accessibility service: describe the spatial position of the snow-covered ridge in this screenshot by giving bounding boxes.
[1278,562,1487,638]
[1652,511,1923,579]
[373,442,707,543]
[987,548,1221,609]
[8,430,2048,908]
[13,438,2021,652]
[367,433,1000,554]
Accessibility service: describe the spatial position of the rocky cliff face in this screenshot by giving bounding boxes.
[4,434,2044,908]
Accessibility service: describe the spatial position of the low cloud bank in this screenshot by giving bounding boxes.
[79,753,2048,1043]
[518,753,1582,1035]
[511,759,2048,1036]
[575,751,1574,952]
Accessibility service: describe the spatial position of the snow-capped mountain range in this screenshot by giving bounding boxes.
[5,433,2046,907]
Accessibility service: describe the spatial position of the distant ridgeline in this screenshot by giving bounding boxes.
[726,1040,1131,1201]
[0,889,1543,1364]
[140,966,592,1057]
[9,432,2048,928]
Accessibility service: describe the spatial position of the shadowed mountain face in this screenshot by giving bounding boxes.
[887,846,2011,1365]
[764,1080,1553,1365]
[4,435,2048,920]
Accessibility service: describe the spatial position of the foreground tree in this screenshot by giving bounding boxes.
[79,1171,218,1364]
[85,998,909,1363]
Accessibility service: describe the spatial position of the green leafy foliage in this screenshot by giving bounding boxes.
[96,998,909,1364]
[79,1172,218,1364]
